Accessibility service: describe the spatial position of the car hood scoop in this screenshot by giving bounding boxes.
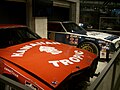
[0,38,97,88]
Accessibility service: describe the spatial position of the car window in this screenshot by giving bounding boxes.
[0,27,41,48]
[62,22,87,35]
[48,23,64,32]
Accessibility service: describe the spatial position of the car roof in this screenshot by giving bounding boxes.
[0,24,26,29]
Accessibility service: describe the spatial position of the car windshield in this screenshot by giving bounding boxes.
[0,27,41,48]
[62,22,87,35]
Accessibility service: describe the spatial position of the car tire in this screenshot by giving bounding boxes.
[78,41,100,56]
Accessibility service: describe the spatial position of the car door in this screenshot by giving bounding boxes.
[48,22,70,44]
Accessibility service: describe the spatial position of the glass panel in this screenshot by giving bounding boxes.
[0,27,41,48]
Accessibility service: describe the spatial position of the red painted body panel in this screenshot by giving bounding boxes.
[0,38,96,89]
[0,25,97,90]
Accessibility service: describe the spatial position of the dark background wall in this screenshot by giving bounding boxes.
[0,1,26,24]
[32,0,69,21]
[48,6,70,21]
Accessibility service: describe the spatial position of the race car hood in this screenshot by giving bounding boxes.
[0,38,97,88]
[87,31,120,43]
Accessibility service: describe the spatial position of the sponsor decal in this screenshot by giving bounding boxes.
[11,41,60,57]
[5,64,43,90]
[4,67,18,77]
[25,81,39,90]
[40,46,62,55]
[90,32,101,36]
[25,80,45,90]
[85,37,96,41]
[48,50,84,67]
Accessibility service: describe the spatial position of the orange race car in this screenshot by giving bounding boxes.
[0,24,99,90]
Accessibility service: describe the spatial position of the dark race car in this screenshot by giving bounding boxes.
[0,24,99,90]
[48,21,120,60]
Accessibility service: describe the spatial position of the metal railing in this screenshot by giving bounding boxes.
[0,74,32,90]
[87,48,120,90]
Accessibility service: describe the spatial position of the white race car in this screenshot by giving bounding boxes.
[48,21,120,60]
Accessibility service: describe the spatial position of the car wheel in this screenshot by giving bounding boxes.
[78,41,100,56]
